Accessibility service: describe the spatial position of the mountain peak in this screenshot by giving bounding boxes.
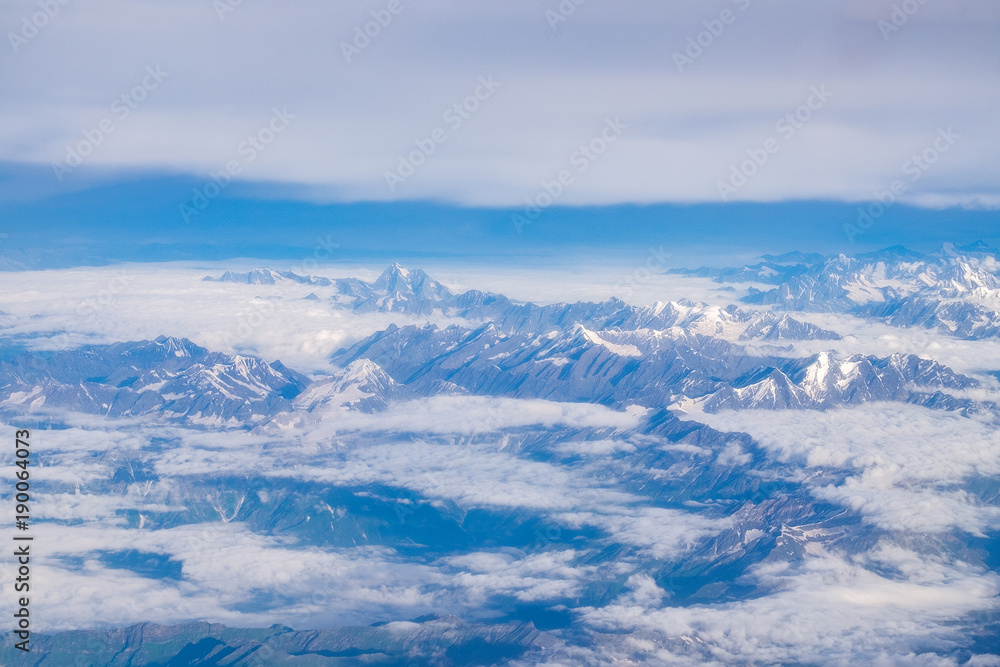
[152,336,207,358]
[374,263,422,289]
[371,264,452,302]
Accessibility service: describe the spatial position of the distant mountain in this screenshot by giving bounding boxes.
[738,312,840,342]
[0,336,309,426]
[204,268,334,286]
[347,263,456,315]
[677,244,1000,340]
[206,265,841,341]
[759,251,826,265]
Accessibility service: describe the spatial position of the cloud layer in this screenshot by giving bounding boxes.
[2,0,999,207]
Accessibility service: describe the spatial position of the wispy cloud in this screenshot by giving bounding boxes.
[2,1,998,207]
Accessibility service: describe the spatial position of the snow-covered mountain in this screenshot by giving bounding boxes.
[677,242,1000,340]
[6,253,1000,665]
[332,322,978,415]
[204,268,335,286]
[703,351,977,412]
[206,264,842,341]
[0,336,309,425]
[5,260,987,428]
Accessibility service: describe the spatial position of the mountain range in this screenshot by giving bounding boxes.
[3,247,999,665]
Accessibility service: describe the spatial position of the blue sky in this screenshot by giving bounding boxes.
[1,0,998,266]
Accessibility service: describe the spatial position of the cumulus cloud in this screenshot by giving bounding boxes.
[580,542,1000,665]
[693,403,1000,534]
[442,550,596,603]
[555,507,732,560]
[13,523,443,631]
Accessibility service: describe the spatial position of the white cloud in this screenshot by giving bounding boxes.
[555,507,732,560]
[0,263,737,379]
[271,395,645,437]
[442,550,595,603]
[580,542,1000,665]
[745,310,1000,377]
[1,1,998,206]
[14,523,442,631]
[692,403,1000,534]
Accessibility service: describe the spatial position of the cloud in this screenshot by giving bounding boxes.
[271,395,646,437]
[16,523,443,631]
[267,435,639,512]
[442,550,596,603]
[0,263,739,379]
[580,541,1000,665]
[0,263,472,375]
[34,492,185,523]
[1,1,998,207]
[695,403,1000,486]
[692,402,1000,534]
[555,507,733,560]
[814,482,1000,536]
[743,309,1000,377]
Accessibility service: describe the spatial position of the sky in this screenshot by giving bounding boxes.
[1,0,999,264]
